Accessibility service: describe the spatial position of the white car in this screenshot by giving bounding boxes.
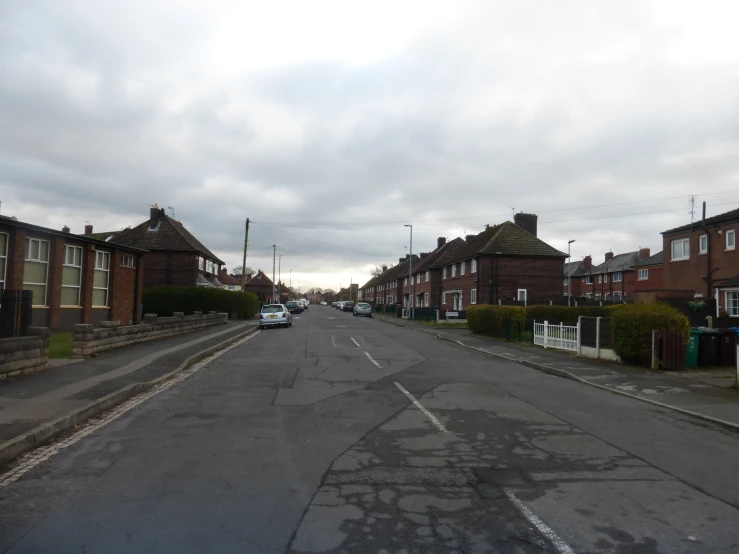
[321,301,328,306]
[259,304,292,329]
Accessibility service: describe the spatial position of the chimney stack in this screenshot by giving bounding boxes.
[605,251,614,262]
[382,265,388,272]
[437,237,446,249]
[514,212,538,237]
[84,224,93,235]
[62,225,70,233]
[638,247,650,260]
[150,204,164,229]
[584,255,592,269]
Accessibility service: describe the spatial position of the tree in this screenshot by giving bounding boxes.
[232,266,255,276]
[370,265,385,277]
[307,287,324,295]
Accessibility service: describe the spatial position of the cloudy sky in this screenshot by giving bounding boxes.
[2,0,739,291]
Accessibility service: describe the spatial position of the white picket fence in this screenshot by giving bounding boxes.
[534,320,578,352]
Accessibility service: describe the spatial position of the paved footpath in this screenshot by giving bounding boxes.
[0,320,257,461]
[376,315,739,429]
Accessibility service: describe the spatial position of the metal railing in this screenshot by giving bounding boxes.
[0,290,33,338]
[534,320,578,351]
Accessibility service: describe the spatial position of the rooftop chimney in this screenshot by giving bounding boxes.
[584,255,592,269]
[149,204,164,230]
[465,234,475,242]
[638,248,650,260]
[437,237,446,249]
[382,265,388,272]
[514,212,538,237]
[62,225,70,233]
[605,251,614,262]
[84,224,93,235]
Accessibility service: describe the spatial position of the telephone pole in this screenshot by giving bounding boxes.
[272,245,277,303]
[240,218,250,292]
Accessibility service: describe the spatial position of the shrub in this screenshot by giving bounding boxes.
[468,304,527,336]
[611,303,690,365]
[142,287,260,319]
[525,305,609,325]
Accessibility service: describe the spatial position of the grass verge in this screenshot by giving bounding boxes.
[49,333,73,359]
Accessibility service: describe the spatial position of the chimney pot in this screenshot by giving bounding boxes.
[62,225,70,233]
[437,237,446,249]
[84,224,93,235]
[150,206,164,229]
[514,212,538,237]
[638,248,651,260]
[605,251,614,262]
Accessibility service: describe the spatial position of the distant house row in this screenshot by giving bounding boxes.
[358,213,567,310]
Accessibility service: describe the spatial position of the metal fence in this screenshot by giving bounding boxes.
[0,290,33,339]
[534,320,578,351]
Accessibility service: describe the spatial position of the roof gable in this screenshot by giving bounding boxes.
[632,251,663,268]
[663,207,739,235]
[245,270,274,287]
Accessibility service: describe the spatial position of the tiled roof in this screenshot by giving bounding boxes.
[564,260,587,277]
[663,207,739,235]
[412,242,452,275]
[431,238,467,268]
[219,270,240,285]
[107,214,224,264]
[87,231,121,242]
[245,270,274,287]
[632,251,664,268]
[590,251,648,274]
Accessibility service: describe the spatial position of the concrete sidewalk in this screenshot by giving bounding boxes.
[0,320,258,464]
[377,315,739,430]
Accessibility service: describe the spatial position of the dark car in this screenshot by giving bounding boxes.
[286,300,302,314]
[342,301,355,312]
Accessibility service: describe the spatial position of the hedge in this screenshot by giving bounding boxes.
[142,287,260,319]
[611,303,690,366]
[468,305,526,336]
[525,305,610,325]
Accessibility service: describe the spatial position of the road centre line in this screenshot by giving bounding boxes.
[393,382,448,433]
[365,351,382,368]
[503,489,575,554]
[351,337,360,347]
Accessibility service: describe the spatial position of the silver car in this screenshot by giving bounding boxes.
[353,302,373,317]
[259,304,293,329]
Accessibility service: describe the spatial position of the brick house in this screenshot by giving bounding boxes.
[576,249,652,300]
[94,206,225,289]
[662,207,739,304]
[243,270,275,302]
[563,260,588,298]
[403,238,465,308]
[0,215,145,331]
[632,252,665,303]
[218,268,241,291]
[433,214,566,310]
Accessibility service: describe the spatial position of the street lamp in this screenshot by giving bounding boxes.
[278,253,284,303]
[404,224,413,319]
[289,269,293,289]
[567,240,576,307]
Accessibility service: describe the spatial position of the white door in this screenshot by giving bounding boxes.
[517,289,527,305]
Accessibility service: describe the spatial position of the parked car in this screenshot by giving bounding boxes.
[259,304,292,329]
[321,301,328,306]
[286,300,302,314]
[353,302,372,317]
[300,299,309,309]
[336,302,343,310]
[342,301,355,312]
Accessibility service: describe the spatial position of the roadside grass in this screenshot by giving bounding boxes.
[419,320,469,329]
[49,333,73,359]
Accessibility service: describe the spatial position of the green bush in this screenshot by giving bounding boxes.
[142,287,259,319]
[468,304,527,336]
[525,305,609,325]
[612,303,690,365]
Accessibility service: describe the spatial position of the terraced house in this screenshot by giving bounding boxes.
[574,248,652,300]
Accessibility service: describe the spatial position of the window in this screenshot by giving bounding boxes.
[671,238,690,260]
[471,289,477,304]
[727,230,735,250]
[726,291,739,317]
[451,264,457,277]
[614,291,622,298]
[461,261,466,275]
[699,234,708,254]
[61,245,83,306]
[638,269,648,280]
[471,259,477,273]
[93,251,110,307]
[425,270,429,281]
[603,274,608,283]
[564,278,568,285]
[416,275,421,284]
[404,277,407,286]
[517,289,527,303]
[0,232,7,292]
[443,267,447,279]
[424,293,429,307]
[613,272,622,282]
[24,238,50,306]
[198,256,205,270]
[442,292,447,304]
[598,275,602,283]
[586,275,593,284]
[121,254,135,268]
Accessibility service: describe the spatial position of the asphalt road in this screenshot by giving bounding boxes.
[1,307,738,553]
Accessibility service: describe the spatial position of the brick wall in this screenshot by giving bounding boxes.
[479,256,565,305]
[0,327,50,378]
[633,265,664,293]
[142,251,198,288]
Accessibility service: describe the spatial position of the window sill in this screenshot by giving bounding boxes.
[670,258,690,262]
[726,248,736,252]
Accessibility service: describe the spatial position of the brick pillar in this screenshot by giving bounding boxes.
[108,250,119,322]
[80,245,95,324]
[47,236,64,329]
[6,227,26,290]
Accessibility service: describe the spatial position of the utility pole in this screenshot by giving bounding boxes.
[567,239,575,307]
[405,224,413,319]
[241,218,250,292]
[272,245,276,303]
[278,253,283,304]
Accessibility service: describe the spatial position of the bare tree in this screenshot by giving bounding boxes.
[232,266,255,276]
[370,265,385,277]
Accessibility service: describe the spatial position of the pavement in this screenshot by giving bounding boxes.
[376,314,739,430]
[1,307,739,553]
[0,320,258,463]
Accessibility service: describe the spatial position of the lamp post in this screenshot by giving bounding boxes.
[289,269,293,290]
[404,224,413,319]
[278,253,283,303]
[567,240,576,307]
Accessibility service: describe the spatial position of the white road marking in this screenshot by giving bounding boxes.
[0,332,259,489]
[503,489,575,554]
[393,382,448,433]
[350,337,360,347]
[365,351,382,368]
[327,317,335,320]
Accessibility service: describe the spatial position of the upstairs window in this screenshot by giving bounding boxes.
[0,232,7,292]
[727,230,736,250]
[671,238,689,261]
[586,276,593,285]
[425,270,429,281]
[121,254,135,268]
[471,259,477,273]
[460,261,466,275]
[443,267,447,279]
[638,269,648,280]
[451,264,457,277]
[613,272,622,282]
[699,234,708,254]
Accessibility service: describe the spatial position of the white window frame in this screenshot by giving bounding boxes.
[638,269,648,280]
[24,237,50,306]
[451,264,457,277]
[442,291,447,304]
[425,270,429,282]
[586,275,593,284]
[424,293,429,307]
[61,245,83,306]
[598,275,602,283]
[604,274,608,283]
[671,238,690,261]
[517,289,527,304]
[93,250,110,307]
[0,232,7,292]
[699,234,708,254]
[613,272,622,283]
[614,290,622,298]
[471,259,477,273]
[471,289,477,304]
[461,261,466,275]
[121,254,135,268]
[443,267,447,279]
[727,230,735,251]
[726,290,739,317]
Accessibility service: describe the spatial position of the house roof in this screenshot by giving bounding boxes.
[411,241,454,275]
[383,256,419,283]
[663,207,739,235]
[589,251,649,274]
[87,231,121,242]
[245,270,274,288]
[219,270,240,286]
[105,213,224,264]
[431,238,468,268]
[564,260,587,277]
[632,251,664,268]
